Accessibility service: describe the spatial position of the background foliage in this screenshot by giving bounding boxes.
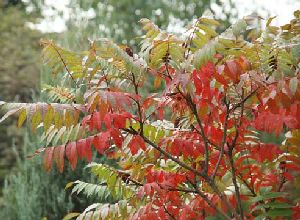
[0,0,41,196]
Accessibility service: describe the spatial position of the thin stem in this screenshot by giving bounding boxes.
[184,20,199,59]
[51,43,78,87]
[130,72,143,135]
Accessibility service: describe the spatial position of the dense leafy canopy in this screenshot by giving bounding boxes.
[1,9,300,220]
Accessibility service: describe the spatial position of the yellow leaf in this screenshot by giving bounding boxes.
[44,105,54,131]
[62,212,80,220]
[54,112,63,129]
[65,181,74,189]
[17,108,27,128]
[64,111,74,128]
[197,24,218,37]
[199,17,220,26]
[31,110,42,133]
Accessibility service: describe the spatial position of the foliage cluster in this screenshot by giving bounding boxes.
[1,9,300,220]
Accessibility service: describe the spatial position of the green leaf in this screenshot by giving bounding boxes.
[266,16,276,27]
[253,202,293,211]
[46,127,58,146]
[232,19,247,37]
[267,208,293,217]
[251,192,286,203]
[289,76,298,95]
[53,126,67,146]
[197,24,218,37]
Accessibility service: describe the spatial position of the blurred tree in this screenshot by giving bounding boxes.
[1,130,118,220]
[65,0,236,47]
[1,133,74,220]
[0,0,42,199]
[1,0,23,7]
[0,3,41,102]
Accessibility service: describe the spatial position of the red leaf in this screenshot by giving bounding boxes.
[224,60,240,83]
[135,135,146,151]
[128,135,146,155]
[92,112,101,130]
[283,163,300,171]
[282,171,294,181]
[66,142,77,170]
[53,145,65,173]
[112,114,127,128]
[76,139,86,159]
[103,114,112,129]
[214,69,228,86]
[192,70,203,95]
[157,107,164,120]
[43,147,54,172]
[129,139,139,155]
[93,132,110,154]
[93,135,103,154]
[110,129,123,148]
[99,99,108,120]
[85,136,93,162]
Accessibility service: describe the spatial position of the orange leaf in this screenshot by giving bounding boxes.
[66,142,77,170]
[53,145,65,173]
[43,147,54,172]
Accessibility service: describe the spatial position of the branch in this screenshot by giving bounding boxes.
[226,89,245,218]
[139,129,204,177]
[163,205,176,220]
[211,103,230,180]
[122,126,240,219]
[187,178,232,220]
[165,89,241,218]
[229,88,258,113]
[184,94,210,173]
[228,148,244,219]
[238,174,256,197]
